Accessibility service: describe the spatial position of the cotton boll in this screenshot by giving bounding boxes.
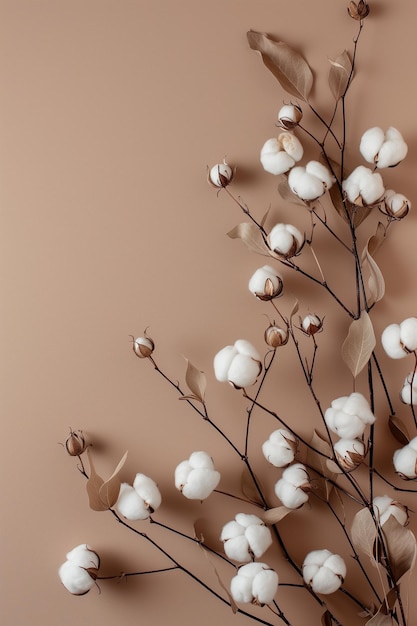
[383,189,410,219]
[227,353,262,388]
[213,345,238,381]
[373,495,408,526]
[116,483,149,520]
[305,161,334,188]
[360,127,385,163]
[382,318,417,359]
[133,474,162,513]
[393,437,417,479]
[251,568,279,605]
[302,549,346,594]
[288,166,326,201]
[400,372,417,405]
[261,140,295,175]
[208,161,234,188]
[175,451,220,499]
[274,463,310,509]
[230,570,254,603]
[214,340,262,389]
[65,544,100,569]
[324,392,375,439]
[279,132,304,161]
[221,514,272,562]
[376,127,408,168]
[342,166,384,205]
[277,104,303,129]
[399,318,417,352]
[59,561,97,595]
[268,223,304,258]
[333,438,365,471]
[249,265,284,300]
[262,429,297,468]
[230,562,278,605]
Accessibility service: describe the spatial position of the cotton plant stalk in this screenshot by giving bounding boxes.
[60,3,417,625]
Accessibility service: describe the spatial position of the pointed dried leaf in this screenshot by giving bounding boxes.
[289,298,299,321]
[351,507,378,563]
[99,450,128,509]
[368,222,387,257]
[86,449,108,512]
[262,506,293,525]
[227,223,271,257]
[184,358,206,403]
[328,50,352,100]
[362,243,385,305]
[321,610,333,626]
[247,30,313,101]
[306,430,335,501]
[382,515,417,583]
[341,311,376,378]
[241,466,264,507]
[389,415,410,446]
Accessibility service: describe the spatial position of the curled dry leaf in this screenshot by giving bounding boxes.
[328,50,352,101]
[182,358,206,404]
[306,430,335,501]
[247,30,313,101]
[365,588,399,625]
[227,223,271,257]
[361,239,385,305]
[382,515,417,584]
[341,311,376,378]
[262,506,293,525]
[388,415,410,446]
[367,221,387,257]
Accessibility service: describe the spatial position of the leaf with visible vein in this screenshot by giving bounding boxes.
[341,311,376,378]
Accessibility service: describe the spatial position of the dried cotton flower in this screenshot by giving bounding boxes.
[333,438,365,472]
[230,562,278,605]
[208,161,234,188]
[214,339,262,389]
[248,265,284,300]
[268,223,304,258]
[175,451,220,500]
[382,189,411,219]
[58,544,100,595]
[302,549,346,594]
[220,513,273,562]
[277,104,303,130]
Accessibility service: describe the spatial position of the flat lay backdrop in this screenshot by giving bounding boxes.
[2,1,417,624]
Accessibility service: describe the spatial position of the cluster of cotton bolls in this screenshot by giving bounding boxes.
[381,317,417,478]
[58,544,100,595]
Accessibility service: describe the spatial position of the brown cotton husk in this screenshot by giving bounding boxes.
[382,515,417,584]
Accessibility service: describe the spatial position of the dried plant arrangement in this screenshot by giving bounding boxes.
[59,3,417,624]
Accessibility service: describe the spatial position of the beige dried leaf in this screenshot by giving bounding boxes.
[184,358,206,404]
[351,507,378,564]
[361,242,385,305]
[241,466,264,507]
[328,50,352,100]
[389,415,410,446]
[278,176,307,207]
[260,206,271,228]
[262,506,293,525]
[99,450,128,509]
[382,515,417,583]
[341,311,376,378]
[366,612,394,625]
[368,221,387,257]
[227,223,270,257]
[306,430,335,501]
[86,448,108,512]
[247,30,313,101]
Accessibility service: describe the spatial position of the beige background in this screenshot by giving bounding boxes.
[2,1,417,624]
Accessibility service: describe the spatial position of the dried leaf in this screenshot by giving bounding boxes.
[328,50,352,101]
[260,206,271,228]
[366,613,394,625]
[289,298,299,322]
[351,507,378,564]
[278,176,307,207]
[306,430,335,501]
[341,311,376,378]
[247,30,313,101]
[227,223,270,257]
[86,449,108,512]
[262,506,293,525]
[382,515,417,583]
[199,543,238,614]
[99,450,128,509]
[361,243,385,305]
[184,358,206,403]
[321,610,333,626]
[241,466,264,507]
[388,415,410,446]
[368,222,387,257]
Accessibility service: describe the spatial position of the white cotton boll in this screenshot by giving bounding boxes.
[260,138,295,175]
[303,549,346,594]
[400,372,417,405]
[208,161,234,188]
[214,340,262,388]
[342,166,384,205]
[249,265,284,300]
[227,353,262,388]
[333,438,365,471]
[262,428,297,468]
[133,474,162,512]
[231,563,278,605]
[305,161,334,188]
[230,570,254,603]
[116,483,149,520]
[279,132,304,161]
[65,544,99,569]
[383,189,411,218]
[244,524,273,558]
[381,323,406,359]
[59,561,97,595]
[373,495,408,526]
[393,438,417,478]
[175,452,220,499]
[220,514,272,562]
[251,568,279,605]
[376,127,408,168]
[399,318,417,352]
[288,166,326,201]
[360,127,385,164]
[278,104,303,129]
[275,463,310,509]
[268,223,304,258]
[324,392,375,439]
[213,345,238,381]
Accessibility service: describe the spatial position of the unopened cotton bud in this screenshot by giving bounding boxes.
[382,317,417,359]
[58,544,100,595]
[302,549,346,594]
[264,324,289,348]
[249,265,284,300]
[260,133,303,175]
[262,429,297,467]
[230,562,278,605]
[342,166,385,206]
[175,451,220,499]
[400,371,417,405]
[133,335,154,358]
[277,104,303,130]
[382,189,411,219]
[324,392,376,439]
[220,513,273,562]
[65,429,87,456]
[274,462,310,509]
[268,223,304,258]
[288,161,334,202]
[301,314,323,336]
[360,127,408,169]
[116,473,162,520]
[348,0,370,20]
[373,495,408,526]
[208,161,234,188]
[333,438,365,471]
[393,437,417,479]
[214,339,262,389]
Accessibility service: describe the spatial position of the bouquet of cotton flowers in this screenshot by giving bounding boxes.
[60,2,417,624]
